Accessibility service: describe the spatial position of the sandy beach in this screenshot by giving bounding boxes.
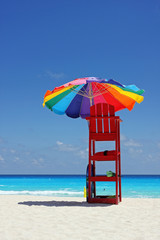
[0,196,159,240]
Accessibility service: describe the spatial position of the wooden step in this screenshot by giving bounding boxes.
[88,195,120,204]
[90,151,120,161]
[90,176,120,182]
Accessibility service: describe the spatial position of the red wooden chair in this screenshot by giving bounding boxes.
[86,103,122,204]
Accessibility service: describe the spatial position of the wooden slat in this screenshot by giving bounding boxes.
[103,103,109,133]
[97,103,102,133]
[109,105,116,133]
[90,105,96,133]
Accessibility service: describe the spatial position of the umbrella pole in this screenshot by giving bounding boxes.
[89,82,93,107]
[90,98,92,107]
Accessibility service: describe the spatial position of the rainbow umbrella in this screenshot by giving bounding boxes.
[43,77,144,119]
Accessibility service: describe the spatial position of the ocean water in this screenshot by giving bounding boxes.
[0,175,160,198]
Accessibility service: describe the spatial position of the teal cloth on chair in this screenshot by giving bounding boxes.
[106,171,116,177]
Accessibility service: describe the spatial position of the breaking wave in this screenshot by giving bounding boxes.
[0,190,84,197]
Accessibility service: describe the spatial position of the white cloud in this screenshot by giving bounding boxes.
[0,155,4,162]
[39,157,44,163]
[123,138,142,147]
[56,141,79,152]
[77,148,88,159]
[10,149,16,153]
[13,157,20,162]
[32,159,39,165]
[55,141,88,159]
[121,135,143,158]
[120,134,142,147]
[46,71,65,80]
[120,134,127,141]
[128,148,143,154]
[145,154,155,162]
[31,157,44,166]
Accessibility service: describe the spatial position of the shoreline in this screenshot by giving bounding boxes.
[0,196,160,240]
[0,194,160,199]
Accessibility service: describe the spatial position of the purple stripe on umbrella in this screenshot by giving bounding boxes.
[107,79,124,88]
[80,84,94,119]
[65,84,88,118]
[86,77,105,83]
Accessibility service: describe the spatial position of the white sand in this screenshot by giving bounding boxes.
[0,196,160,240]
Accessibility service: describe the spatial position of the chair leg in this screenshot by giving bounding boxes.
[118,122,122,202]
[116,156,119,204]
[119,155,122,202]
[115,132,119,204]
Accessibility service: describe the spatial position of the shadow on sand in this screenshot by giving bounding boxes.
[18,200,111,207]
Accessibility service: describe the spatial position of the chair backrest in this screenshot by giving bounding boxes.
[90,103,116,134]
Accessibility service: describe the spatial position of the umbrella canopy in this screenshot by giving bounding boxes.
[43,77,144,119]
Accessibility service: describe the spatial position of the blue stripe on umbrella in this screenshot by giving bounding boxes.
[125,84,140,92]
[52,85,84,115]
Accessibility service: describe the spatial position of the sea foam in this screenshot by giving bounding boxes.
[0,190,84,197]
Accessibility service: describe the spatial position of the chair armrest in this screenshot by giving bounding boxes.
[86,116,121,121]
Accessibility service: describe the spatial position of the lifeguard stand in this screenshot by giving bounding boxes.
[86,103,122,204]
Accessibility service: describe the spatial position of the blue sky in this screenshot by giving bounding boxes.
[0,0,160,174]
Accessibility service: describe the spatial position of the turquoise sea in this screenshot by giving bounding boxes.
[0,175,160,198]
